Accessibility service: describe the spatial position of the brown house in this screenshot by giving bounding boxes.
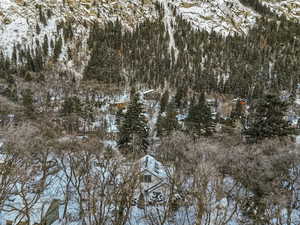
[109,102,128,111]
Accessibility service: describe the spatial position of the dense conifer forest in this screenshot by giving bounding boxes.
[1,1,300,103]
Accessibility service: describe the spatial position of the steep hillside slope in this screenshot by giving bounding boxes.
[0,0,294,57]
[0,0,158,56]
[0,0,299,96]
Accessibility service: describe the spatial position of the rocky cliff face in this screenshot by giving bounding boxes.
[0,0,299,68]
[0,0,156,56]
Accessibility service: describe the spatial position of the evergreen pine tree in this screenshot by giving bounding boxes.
[12,44,17,65]
[36,23,41,35]
[46,8,52,18]
[42,34,49,56]
[53,36,62,61]
[61,96,82,116]
[39,7,47,26]
[81,97,95,132]
[156,113,164,137]
[244,93,294,141]
[118,93,149,156]
[50,38,54,49]
[26,49,35,72]
[45,92,51,111]
[34,47,44,72]
[115,108,124,128]
[185,93,214,137]
[67,47,72,60]
[22,89,35,119]
[157,101,180,136]
[159,90,169,113]
[174,86,186,108]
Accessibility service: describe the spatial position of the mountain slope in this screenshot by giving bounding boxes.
[1,0,299,58]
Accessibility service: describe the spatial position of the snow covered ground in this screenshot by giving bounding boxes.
[0,0,30,56]
[262,0,300,22]
[172,0,258,36]
[160,0,179,62]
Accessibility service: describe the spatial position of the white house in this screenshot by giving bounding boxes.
[136,155,172,203]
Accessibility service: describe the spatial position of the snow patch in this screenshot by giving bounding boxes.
[160,0,179,62]
[173,0,259,36]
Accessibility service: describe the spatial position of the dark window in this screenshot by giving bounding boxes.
[143,175,152,183]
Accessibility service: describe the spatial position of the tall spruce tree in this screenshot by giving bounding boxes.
[118,93,149,155]
[244,93,294,141]
[42,34,49,56]
[185,93,214,137]
[157,101,180,137]
[115,108,124,128]
[22,89,35,119]
[159,90,169,113]
[39,7,47,26]
[53,36,62,61]
[61,96,82,116]
[12,44,17,65]
[174,86,186,108]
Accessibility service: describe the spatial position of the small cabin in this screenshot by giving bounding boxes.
[142,90,160,101]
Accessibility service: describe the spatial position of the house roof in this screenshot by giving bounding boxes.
[138,155,169,180]
[142,89,155,95]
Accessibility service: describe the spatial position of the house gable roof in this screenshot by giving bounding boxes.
[138,155,170,180]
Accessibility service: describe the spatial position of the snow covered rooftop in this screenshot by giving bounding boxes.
[139,155,170,179]
[102,140,117,150]
[57,135,88,143]
[142,89,155,95]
